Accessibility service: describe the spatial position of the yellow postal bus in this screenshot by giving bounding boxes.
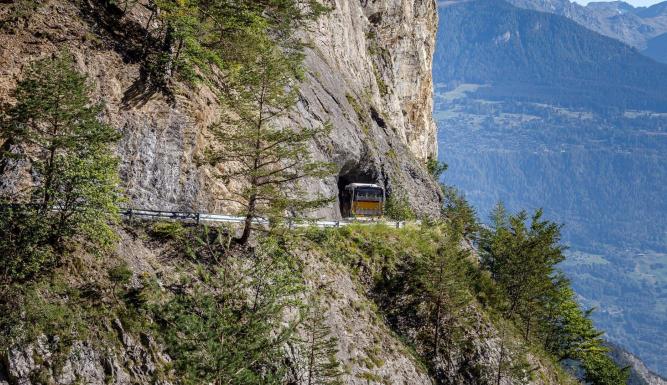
[340,183,384,218]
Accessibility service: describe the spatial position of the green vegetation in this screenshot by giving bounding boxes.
[441,184,479,237]
[305,223,526,383]
[0,1,637,383]
[435,85,667,373]
[0,52,121,284]
[0,204,628,385]
[0,220,347,384]
[153,232,305,385]
[206,22,335,244]
[383,194,416,221]
[426,157,448,179]
[131,0,329,90]
[304,198,628,385]
[290,295,344,385]
[480,204,629,385]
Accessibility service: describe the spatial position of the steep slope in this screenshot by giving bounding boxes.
[434,0,667,376]
[607,343,667,385]
[0,0,442,219]
[506,0,667,52]
[0,222,579,385]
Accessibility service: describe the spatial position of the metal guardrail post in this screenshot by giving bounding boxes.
[336,221,340,228]
[196,213,200,225]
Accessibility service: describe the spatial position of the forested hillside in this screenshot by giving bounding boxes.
[434,0,667,377]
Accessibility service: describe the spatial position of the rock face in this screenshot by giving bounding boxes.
[607,343,667,385]
[0,0,442,219]
[296,0,442,218]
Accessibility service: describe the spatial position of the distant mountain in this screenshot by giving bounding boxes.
[506,0,667,55]
[644,32,667,63]
[434,0,667,376]
[435,0,667,111]
[637,1,667,18]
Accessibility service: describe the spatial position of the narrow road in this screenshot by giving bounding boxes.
[121,208,410,229]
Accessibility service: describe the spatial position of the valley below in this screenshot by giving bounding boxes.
[435,85,667,376]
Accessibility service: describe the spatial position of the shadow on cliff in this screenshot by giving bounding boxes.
[78,0,174,108]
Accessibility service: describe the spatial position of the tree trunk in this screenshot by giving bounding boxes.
[496,327,505,385]
[238,194,256,245]
[433,296,442,358]
[41,144,56,214]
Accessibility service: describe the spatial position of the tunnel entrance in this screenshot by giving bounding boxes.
[337,164,383,218]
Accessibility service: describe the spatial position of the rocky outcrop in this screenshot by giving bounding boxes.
[607,343,667,385]
[0,0,442,218]
[295,0,442,218]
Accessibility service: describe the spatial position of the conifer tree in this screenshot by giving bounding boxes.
[480,204,628,385]
[441,184,479,237]
[0,52,121,283]
[416,229,472,358]
[135,0,328,87]
[156,234,304,385]
[481,204,565,335]
[208,31,334,245]
[290,296,344,385]
[580,351,630,385]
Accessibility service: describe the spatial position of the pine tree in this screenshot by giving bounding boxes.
[416,228,472,359]
[208,31,334,245]
[133,0,329,87]
[441,184,479,237]
[0,52,121,283]
[480,204,628,385]
[156,234,304,385]
[291,296,344,385]
[481,204,565,334]
[580,351,630,385]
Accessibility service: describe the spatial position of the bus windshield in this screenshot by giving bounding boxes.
[355,187,384,202]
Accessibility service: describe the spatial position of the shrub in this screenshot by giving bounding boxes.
[149,221,187,241]
[151,235,304,385]
[426,158,448,179]
[0,207,55,284]
[441,184,479,237]
[384,195,416,221]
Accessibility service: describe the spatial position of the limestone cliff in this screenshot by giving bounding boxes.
[0,0,442,218]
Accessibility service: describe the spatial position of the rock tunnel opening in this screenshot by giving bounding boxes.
[337,165,381,218]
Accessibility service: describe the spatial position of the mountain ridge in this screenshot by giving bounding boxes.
[506,0,667,58]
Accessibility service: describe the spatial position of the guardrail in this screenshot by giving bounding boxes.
[121,208,409,229]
